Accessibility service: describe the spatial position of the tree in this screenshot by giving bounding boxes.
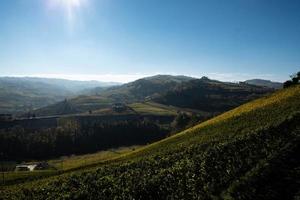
[172,112,191,131]
[283,80,293,88]
[283,71,300,88]
[292,77,299,84]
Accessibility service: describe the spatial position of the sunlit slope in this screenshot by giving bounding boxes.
[120,84,300,158]
[2,85,300,200]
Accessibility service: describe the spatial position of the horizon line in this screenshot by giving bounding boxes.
[0,73,285,83]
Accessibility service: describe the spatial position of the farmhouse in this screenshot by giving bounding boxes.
[15,164,37,171]
[15,162,50,171]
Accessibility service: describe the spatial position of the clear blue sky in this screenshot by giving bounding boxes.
[0,0,299,82]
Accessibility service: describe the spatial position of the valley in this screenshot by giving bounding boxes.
[1,74,300,200]
[1,75,299,199]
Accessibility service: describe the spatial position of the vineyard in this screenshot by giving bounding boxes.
[1,85,300,200]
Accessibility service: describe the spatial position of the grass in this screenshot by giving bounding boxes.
[129,102,177,116]
[1,145,141,186]
[48,145,141,171]
[1,171,57,186]
[145,101,210,115]
[71,95,111,105]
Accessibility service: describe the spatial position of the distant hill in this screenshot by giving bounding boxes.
[152,77,274,113]
[34,75,273,117]
[245,79,283,89]
[0,77,71,114]
[32,95,112,117]
[87,75,195,101]
[33,75,195,116]
[0,77,120,114]
[13,77,120,93]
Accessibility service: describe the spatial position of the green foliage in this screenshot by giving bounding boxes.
[1,86,300,200]
[0,119,168,160]
[172,112,191,129]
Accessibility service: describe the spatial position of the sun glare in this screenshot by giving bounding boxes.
[48,0,87,23]
[57,0,84,8]
[50,0,85,8]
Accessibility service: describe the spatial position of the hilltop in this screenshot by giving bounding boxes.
[2,85,299,199]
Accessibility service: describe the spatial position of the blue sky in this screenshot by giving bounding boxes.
[0,0,299,82]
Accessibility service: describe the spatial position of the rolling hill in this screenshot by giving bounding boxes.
[87,75,195,101]
[31,95,112,117]
[151,76,274,113]
[0,77,72,114]
[0,77,119,114]
[245,79,283,89]
[33,75,274,117]
[31,75,195,116]
[2,85,299,199]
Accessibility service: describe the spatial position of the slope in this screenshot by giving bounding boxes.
[33,75,273,117]
[32,96,111,116]
[0,77,119,114]
[0,77,72,114]
[245,79,283,89]
[31,75,195,116]
[86,75,195,102]
[152,77,274,113]
[2,85,300,200]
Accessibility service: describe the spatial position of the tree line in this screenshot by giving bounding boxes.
[0,119,169,161]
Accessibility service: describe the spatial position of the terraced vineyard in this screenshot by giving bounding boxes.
[1,85,300,200]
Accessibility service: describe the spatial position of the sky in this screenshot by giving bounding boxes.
[0,0,300,83]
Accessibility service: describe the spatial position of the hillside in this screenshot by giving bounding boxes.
[33,75,273,117]
[245,79,283,89]
[2,85,300,199]
[32,75,195,116]
[32,96,112,117]
[152,77,274,113]
[88,75,195,101]
[0,77,72,114]
[0,77,119,114]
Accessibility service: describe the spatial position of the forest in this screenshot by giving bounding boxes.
[0,119,168,161]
